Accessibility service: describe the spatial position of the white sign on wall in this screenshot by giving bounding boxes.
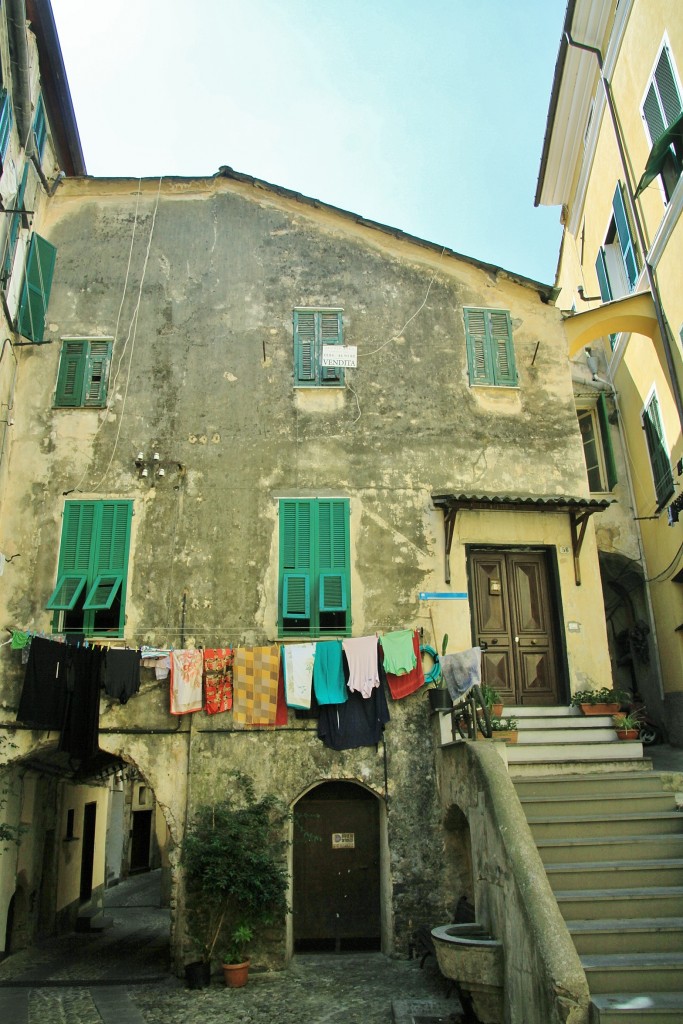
[321,345,357,368]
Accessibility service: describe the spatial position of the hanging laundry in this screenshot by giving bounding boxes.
[232,645,280,727]
[17,635,67,730]
[59,645,104,761]
[155,656,171,680]
[102,648,140,705]
[10,629,30,651]
[170,649,203,715]
[385,630,425,700]
[440,647,482,701]
[283,642,316,709]
[379,629,417,676]
[203,647,233,715]
[317,672,390,751]
[342,635,380,697]
[312,640,347,705]
[253,658,289,728]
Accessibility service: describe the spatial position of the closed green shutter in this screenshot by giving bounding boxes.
[55,340,87,407]
[319,573,346,612]
[464,308,516,386]
[643,394,674,508]
[283,573,310,617]
[84,341,111,407]
[293,310,316,382]
[612,184,638,290]
[17,233,57,343]
[319,311,342,383]
[32,95,47,159]
[96,502,132,574]
[0,88,12,162]
[597,393,618,491]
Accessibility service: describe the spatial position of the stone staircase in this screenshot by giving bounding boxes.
[505,708,683,1023]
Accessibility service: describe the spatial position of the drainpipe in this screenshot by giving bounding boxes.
[0,337,18,472]
[565,31,683,435]
[6,0,32,149]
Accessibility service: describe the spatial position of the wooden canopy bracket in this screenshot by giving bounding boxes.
[569,509,593,586]
[443,507,457,583]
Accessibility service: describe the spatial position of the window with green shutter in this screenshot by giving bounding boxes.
[55,339,112,408]
[464,308,517,387]
[642,392,674,510]
[293,308,344,386]
[0,88,13,164]
[278,498,350,636]
[46,500,133,636]
[17,232,57,343]
[3,161,28,282]
[32,95,47,160]
[640,44,683,202]
[577,396,617,493]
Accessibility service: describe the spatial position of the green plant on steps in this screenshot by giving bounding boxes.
[222,923,254,966]
[570,687,628,707]
[490,715,518,731]
[612,711,642,730]
[481,684,502,711]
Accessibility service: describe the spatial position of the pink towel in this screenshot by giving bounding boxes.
[342,636,379,697]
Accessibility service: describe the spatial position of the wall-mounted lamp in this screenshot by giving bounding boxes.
[585,346,599,380]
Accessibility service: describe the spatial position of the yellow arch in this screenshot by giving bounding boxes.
[563,292,658,358]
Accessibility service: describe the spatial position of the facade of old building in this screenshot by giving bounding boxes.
[0,0,620,978]
[536,0,683,741]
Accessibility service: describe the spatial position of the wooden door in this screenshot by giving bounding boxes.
[293,783,380,952]
[470,549,561,706]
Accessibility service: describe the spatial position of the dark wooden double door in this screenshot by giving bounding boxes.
[470,549,562,706]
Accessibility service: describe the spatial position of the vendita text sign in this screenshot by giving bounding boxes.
[321,344,357,368]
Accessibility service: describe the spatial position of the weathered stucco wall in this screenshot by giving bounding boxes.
[0,174,611,963]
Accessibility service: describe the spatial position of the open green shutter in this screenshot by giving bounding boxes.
[283,573,310,617]
[489,310,516,385]
[595,247,613,302]
[17,233,57,343]
[46,573,87,610]
[0,89,13,162]
[597,393,617,490]
[294,310,316,382]
[83,574,123,610]
[84,341,111,407]
[46,502,96,610]
[643,395,674,508]
[55,340,87,407]
[320,310,342,383]
[612,184,638,290]
[464,308,493,384]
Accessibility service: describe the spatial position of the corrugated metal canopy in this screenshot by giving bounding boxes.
[432,493,610,512]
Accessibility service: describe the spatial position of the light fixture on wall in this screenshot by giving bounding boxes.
[584,346,599,380]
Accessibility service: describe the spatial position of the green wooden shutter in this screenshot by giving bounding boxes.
[282,573,310,617]
[317,499,349,619]
[4,162,28,280]
[280,499,313,630]
[489,310,517,385]
[84,341,111,407]
[0,88,12,162]
[46,502,96,609]
[294,310,316,382]
[319,573,347,612]
[55,340,87,407]
[319,310,343,383]
[32,95,47,159]
[612,184,638,290]
[597,393,617,491]
[643,394,674,508]
[17,233,57,343]
[595,248,613,302]
[96,502,132,574]
[464,308,493,384]
[643,80,667,143]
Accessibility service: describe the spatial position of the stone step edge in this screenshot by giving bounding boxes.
[545,858,683,873]
[581,952,683,968]
[525,811,683,825]
[590,991,683,1011]
[535,834,683,848]
[555,885,683,900]
[568,916,683,932]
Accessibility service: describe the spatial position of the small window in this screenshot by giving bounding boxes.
[464,307,517,387]
[279,498,350,637]
[642,391,674,509]
[55,339,112,408]
[293,308,344,387]
[577,395,617,493]
[32,95,47,160]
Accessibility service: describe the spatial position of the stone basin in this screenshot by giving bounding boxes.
[430,922,504,1024]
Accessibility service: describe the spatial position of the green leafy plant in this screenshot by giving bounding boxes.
[222,923,254,965]
[570,687,627,707]
[612,711,642,730]
[481,684,502,710]
[183,771,289,965]
[490,715,518,731]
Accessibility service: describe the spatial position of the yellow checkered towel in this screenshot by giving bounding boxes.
[232,645,281,726]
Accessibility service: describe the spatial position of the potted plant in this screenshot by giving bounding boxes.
[570,687,627,716]
[221,923,253,988]
[182,771,289,988]
[423,633,452,711]
[489,715,518,743]
[612,711,642,740]
[481,684,504,718]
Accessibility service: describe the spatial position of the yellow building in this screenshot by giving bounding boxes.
[536,0,683,743]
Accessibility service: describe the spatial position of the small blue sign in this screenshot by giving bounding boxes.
[419,592,468,600]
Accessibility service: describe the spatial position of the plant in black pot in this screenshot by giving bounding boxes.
[182,771,289,988]
[423,633,453,711]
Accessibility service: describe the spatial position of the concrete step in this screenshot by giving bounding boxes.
[75,910,114,933]
[545,858,683,891]
[514,772,662,799]
[569,917,683,955]
[506,742,644,763]
[508,759,653,779]
[590,991,683,1022]
[515,717,618,732]
[536,833,683,865]
[515,727,619,743]
[555,887,683,921]
[526,811,683,841]
[507,705,581,718]
[518,791,675,817]
[581,952,683,994]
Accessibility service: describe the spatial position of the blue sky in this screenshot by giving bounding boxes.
[50,0,567,284]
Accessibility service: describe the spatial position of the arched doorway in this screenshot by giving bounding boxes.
[293,781,382,953]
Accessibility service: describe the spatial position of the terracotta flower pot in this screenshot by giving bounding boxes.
[491,703,504,717]
[580,703,620,716]
[223,959,249,988]
[615,728,639,740]
[492,730,518,744]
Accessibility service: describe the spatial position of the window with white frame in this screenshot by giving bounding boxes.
[595,182,639,303]
[577,395,617,493]
[642,390,674,510]
[640,41,683,201]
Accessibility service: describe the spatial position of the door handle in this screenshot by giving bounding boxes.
[514,636,519,643]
